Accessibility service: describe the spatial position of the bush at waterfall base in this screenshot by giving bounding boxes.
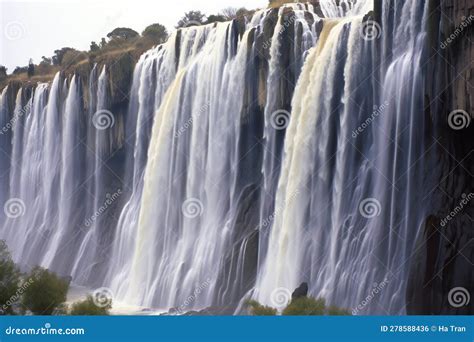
[246,300,278,315]
[282,297,326,315]
[247,296,351,316]
[0,240,21,315]
[21,266,69,315]
[70,295,111,315]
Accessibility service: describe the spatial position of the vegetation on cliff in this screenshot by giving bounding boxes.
[0,1,307,92]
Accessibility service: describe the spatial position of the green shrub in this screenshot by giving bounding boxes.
[0,241,21,315]
[246,300,277,316]
[247,296,352,316]
[327,305,351,316]
[282,297,326,315]
[142,23,168,45]
[22,266,69,315]
[70,295,111,315]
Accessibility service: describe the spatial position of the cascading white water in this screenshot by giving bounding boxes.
[255,0,432,315]
[0,87,11,208]
[106,36,179,299]
[0,0,437,315]
[4,84,48,264]
[319,0,370,17]
[43,75,85,275]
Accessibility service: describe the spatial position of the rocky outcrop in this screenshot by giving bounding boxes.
[292,282,309,300]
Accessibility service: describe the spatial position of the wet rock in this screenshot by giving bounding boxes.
[292,282,308,300]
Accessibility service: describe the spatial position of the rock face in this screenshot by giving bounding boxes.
[292,282,309,300]
[406,0,474,315]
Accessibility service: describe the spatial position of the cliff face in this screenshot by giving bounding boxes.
[445,0,474,116]
[406,0,473,315]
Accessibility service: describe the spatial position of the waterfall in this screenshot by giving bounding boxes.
[0,0,440,315]
[43,75,85,275]
[0,87,12,213]
[106,37,179,299]
[255,0,432,314]
[4,84,48,264]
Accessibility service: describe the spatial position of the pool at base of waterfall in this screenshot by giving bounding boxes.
[66,285,165,316]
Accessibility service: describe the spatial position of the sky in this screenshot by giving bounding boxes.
[0,0,268,72]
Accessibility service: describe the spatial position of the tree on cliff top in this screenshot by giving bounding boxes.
[52,47,75,65]
[142,23,168,45]
[107,27,139,40]
[220,7,240,20]
[205,14,227,25]
[176,11,207,28]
